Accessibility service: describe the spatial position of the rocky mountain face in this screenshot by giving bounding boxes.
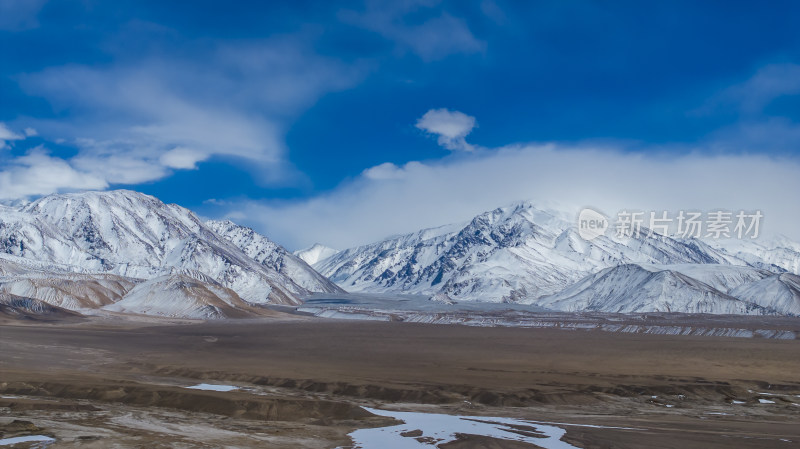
[313,202,800,315]
[0,190,341,318]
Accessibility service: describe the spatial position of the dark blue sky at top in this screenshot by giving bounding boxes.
[1,0,799,213]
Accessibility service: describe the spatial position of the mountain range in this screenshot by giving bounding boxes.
[310,202,800,315]
[1,191,798,319]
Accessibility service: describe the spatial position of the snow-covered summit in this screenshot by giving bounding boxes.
[0,189,340,306]
[294,243,339,266]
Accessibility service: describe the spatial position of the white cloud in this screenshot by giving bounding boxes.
[0,150,107,200]
[416,108,477,151]
[23,127,37,137]
[159,147,207,170]
[71,152,169,185]
[225,143,800,250]
[362,161,424,180]
[0,123,25,149]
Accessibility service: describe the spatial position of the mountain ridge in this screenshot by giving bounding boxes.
[312,200,800,315]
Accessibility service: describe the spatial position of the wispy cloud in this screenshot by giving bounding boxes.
[340,0,486,61]
[697,63,800,154]
[416,108,477,151]
[715,63,800,115]
[14,34,366,192]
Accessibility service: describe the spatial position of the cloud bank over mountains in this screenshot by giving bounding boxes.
[229,126,800,249]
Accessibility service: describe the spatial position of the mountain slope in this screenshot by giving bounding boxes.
[729,273,800,316]
[711,237,800,274]
[536,264,769,314]
[0,293,84,321]
[206,220,343,294]
[0,253,275,319]
[104,272,262,319]
[0,275,135,310]
[0,253,137,310]
[634,264,774,294]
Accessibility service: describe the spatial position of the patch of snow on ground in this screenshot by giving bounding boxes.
[185,383,238,392]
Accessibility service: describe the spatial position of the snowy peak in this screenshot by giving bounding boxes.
[19,189,205,273]
[294,243,339,266]
[0,190,343,309]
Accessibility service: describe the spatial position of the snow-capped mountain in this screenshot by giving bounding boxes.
[294,243,339,266]
[316,202,736,301]
[313,201,800,315]
[0,190,339,309]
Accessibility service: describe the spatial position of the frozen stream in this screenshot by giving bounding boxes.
[345,407,582,449]
[0,435,55,446]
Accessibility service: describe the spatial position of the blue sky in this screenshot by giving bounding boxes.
[1,0,799,248]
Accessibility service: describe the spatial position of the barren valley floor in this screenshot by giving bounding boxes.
[1,315,799,448]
